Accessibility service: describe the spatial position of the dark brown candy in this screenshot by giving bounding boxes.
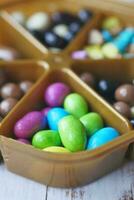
[1,83,23,100]
[19,80,33,94]
[115,84,134,106]
[0,98,18,117]
[0,69,7,87]
[113,101,131,118]
[80,72,95,88]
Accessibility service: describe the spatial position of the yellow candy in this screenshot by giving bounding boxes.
[85,45,104,59]
[102,43,119,58]
[43,146,71,153]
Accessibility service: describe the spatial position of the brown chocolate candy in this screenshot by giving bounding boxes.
[0,46,20,61]
[0,98,18,117]
[0,69,7,87]
[80,72,95,88]
[19,80,33,94]
[115,84,134,106]
[113,101,131,118]
[1,83,23,100]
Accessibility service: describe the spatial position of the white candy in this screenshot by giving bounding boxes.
[53,24,68,38]
[11,11,26,25]
[26,12,50,31]
[88,29,103,45]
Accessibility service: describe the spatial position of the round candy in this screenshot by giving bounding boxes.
[58,115,87,152]
[43,31,67,49]
[53,24,68,38]
[71,50,88,59]
[79,72,96,88]
[32,130,61,149]
[113,101,131,118]
[64,31,74,42]
[44,82,70,107]
[0,47,20,61]
[101,43,119,58]
[1,83,23,99]
[17,138,30,144]
[115,84,134,105]
[78,9,92,23]
[26,12,50,31]
[64,93,88,118]
[97,79,116,98]
[68,21,81,34]
[47,107,69,130]
[0,98,18,117]
[11,11,26,25]
[87,127,119,149]
[14,111,46,139]
[88,29,103,45]
[80,112,104,137]
[43,146,70,153]
[41,107,51,116]
[19,80,33,94]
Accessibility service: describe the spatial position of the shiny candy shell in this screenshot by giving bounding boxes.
[64,93,88,118]
[32,130,61,149]
[87,127,119,149]
[47,107,69,130]
[53,24,68,38]
[58,115,87,152]
[44,82,70,107]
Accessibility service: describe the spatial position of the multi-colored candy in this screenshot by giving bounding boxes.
[14,82,120,153]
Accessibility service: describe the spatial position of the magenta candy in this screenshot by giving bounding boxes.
[41,107,51,116]
[44,82,70,107]
[14,111,46,139]
[17,138,30,144]
[71,50,88,59]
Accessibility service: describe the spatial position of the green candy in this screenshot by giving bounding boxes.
[32,130,62,149]
[102,16,121,31]
[85,45,104,59]
[80,112,104,137]
[64,93,88,118]
[43,146,70,153]
[58,115,87,152]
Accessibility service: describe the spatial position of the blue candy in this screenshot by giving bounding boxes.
[113,28,134,52]
[87,127,119,150]
[47,107,69,130]
[102,30,113,42]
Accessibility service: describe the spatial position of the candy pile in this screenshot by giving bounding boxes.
[79,71,134,125]
[11,9,92,51]
[14,82,119,153]
[72,16,134,59]
[0,69,33,121]
[0,46,21,61]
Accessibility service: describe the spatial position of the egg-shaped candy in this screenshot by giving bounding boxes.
[80,112,104,137]
[32,130,61,149]
[44,82,70,107]
[47,107,69,130]
[78,9,92,23]
[58,115,87,152]
[87,127,119,150]
[43,146,70,153]
[115,84,134,106]
[71,50,88,59]
[0,46,20,61]
[79,72,96,88]
[14,111,47,139]
[11,11,26,25]
[113,101,131,118]
[64,93,88,118]
[1,83,23,99]
[0,98,18,117]
[53,24,68,38]
[26,12,50,31]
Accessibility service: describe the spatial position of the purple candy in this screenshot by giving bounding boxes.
[41,107,51,116]
[71,50,88,59]
[17,138,30,144]
[44,82,70,107]
[14,111,47,139]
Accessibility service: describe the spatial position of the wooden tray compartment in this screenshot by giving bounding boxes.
[0,67,133,188]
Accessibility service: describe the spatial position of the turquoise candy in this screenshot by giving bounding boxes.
[58,115,87,152]
[32,130,62,149]
[87,127,119,150]
[64,93,88,118]
[47,107,69,130]
[80,112,104,137]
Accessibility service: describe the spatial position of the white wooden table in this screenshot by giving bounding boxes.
[0,160,134,200]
